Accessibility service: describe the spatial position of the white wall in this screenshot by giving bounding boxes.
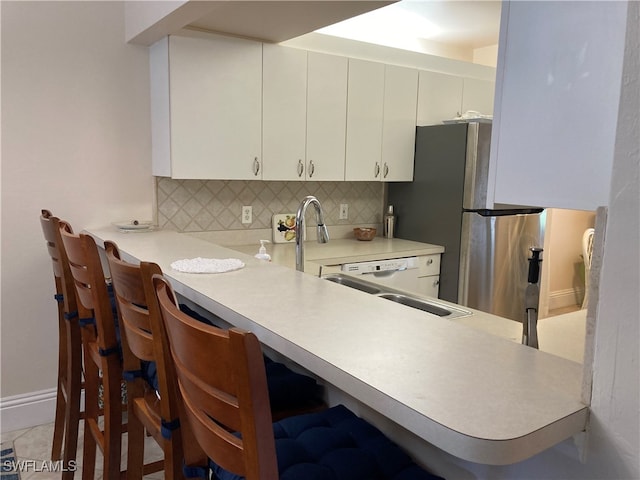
[438,2,639,478]
[473,44,498,67]
[544,208,596,311]
[1,2,638,479]
[1,2,153,401]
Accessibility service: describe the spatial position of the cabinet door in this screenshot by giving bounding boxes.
[168,34,262,180]
[306,52,348,181]
[462,78,495,116]
[489,1,627,210]
[345,59,384,181]
[417,71,463,126]
[417,275,440,298]
[262,45,307,181]
[381,65,418,182]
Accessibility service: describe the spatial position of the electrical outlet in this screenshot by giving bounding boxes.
[339,204,349,220]
[242,206,252,224]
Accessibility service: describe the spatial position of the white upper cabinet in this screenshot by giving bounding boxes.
[306,52,348,181]
[461,78,495,117]
[381,65,419,182]
[489,1,628,210]
[345,59,385,181]
[151,33,262,180]
[262,44,308,181]
[417,71,463,126]
[345,62,418,182]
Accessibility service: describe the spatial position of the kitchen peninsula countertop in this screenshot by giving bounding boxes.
[87,227,588,466]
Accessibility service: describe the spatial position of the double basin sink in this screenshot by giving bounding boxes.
[323,274,472,319]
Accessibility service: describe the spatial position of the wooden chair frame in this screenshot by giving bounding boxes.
[39,210,83,479]
[105,241,193,479]
[154,274,278,480]
[59,224,124,480]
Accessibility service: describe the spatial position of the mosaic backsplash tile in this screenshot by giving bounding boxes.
[156,178,385,232]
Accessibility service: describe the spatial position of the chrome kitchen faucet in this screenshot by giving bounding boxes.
[295,195,329,272]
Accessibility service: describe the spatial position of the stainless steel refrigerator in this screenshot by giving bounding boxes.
[388,122,545,322]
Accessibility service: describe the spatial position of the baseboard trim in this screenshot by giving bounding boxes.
[1,388,57,432]
[549,288,583,311]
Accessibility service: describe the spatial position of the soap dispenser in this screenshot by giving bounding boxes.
[254,239,271,262]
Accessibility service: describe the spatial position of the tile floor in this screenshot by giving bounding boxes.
[1,419,165,479]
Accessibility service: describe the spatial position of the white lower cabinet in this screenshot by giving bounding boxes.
[417,254,441,298]
[151,32,262,180]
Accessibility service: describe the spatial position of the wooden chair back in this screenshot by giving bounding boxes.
[153,275,278,480]
[59,226,118,355]
[40,210,78,315]
[59,223,123,480]
[39,210,82,477]
[104,241,184,478]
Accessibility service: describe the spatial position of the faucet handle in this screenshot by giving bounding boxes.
[317,223,329,244]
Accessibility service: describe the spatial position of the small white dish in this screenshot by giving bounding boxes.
[112,220,154,232]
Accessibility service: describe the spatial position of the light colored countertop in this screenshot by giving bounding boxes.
[87,227,588,466]
[188,232,445,274]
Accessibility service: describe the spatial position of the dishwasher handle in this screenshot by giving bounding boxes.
[341,257,418,275]
[361,267,406,277]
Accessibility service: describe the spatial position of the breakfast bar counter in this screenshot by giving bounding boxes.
[87,227,588,467]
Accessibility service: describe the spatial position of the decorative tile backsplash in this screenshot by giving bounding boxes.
[156,178,385,232]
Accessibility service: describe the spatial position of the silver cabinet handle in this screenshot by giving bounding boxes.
[433,279,440,287]
[374,162,380,178]
[253,157,260,176]
[297,159,304,177]
[383,162,389,178]
[426,258,433,266]
[308,160,315,178]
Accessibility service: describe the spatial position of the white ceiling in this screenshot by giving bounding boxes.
[316,0,502,51]
[184,0,501,52]
[186,1,395,44]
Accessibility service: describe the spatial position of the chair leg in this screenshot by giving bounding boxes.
[81,361,100,480]
[61,365,83,478]
[101,362,123,480]
[61,319,84,479]
[163,437,185,480]
[51,381,66,461]
[52,302,68,462]
[125,399,145,480]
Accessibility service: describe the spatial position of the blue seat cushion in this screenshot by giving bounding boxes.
[211,404,444,480]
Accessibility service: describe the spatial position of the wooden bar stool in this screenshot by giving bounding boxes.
[154,275,444,480]
[39,210,83,479]
[104,241,184,479]
[60,224,125,480]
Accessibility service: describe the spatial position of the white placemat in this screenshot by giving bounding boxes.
[170,257,245,274]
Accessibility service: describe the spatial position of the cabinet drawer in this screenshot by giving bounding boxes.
[418,254,441,277]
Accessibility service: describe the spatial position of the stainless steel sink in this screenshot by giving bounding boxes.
[322,274,471,319]
[324,274,382,294]
[378,293,453,317]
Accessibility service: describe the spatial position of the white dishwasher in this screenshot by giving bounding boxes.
[320,255,441,298]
